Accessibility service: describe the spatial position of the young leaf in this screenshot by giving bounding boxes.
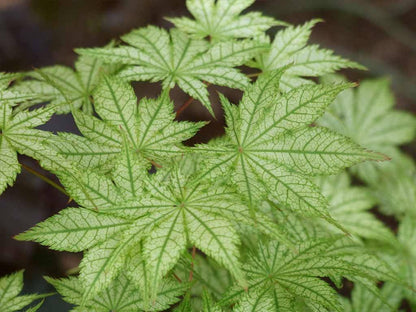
[76,27,266,114]
[167,0,286,42]
[249,20,365,90]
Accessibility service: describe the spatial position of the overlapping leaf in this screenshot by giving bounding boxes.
[77,26,266,114]
[220,238,396,311]
[248,20,365,91]
[167,0,285,42]
[195,70,384,223]
[17,151,288,302]
[50,77,204,171]
[319,75,416,184]
[46,272,186,312]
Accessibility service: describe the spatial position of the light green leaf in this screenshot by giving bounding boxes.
[315,172,394,242]
[319,76,416,184]
[0,102,58,195]
[167,0,285,42]
[196,72,381,223]
[221,238,395,311]
[52,79,203,171]
[79,234,138,302]
[12,51,120,114]
[93,76,137,145]
[77,26,266,114]
[16,208,131,252]
[0,271,47,312]
[46,272,186,311]
[250,20,364,90]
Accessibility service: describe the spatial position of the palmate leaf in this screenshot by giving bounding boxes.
[315,172,394,243]
[18,150,288,302]
[248,20,365,91]
[16,208,131,252]
[0,271,48,312]
[46,272,187,312]
[195,69,384,222]
[220,238,396,312]
[0,101,58,195]
[167,0,286,42]
[318,75,416,184]
[76,26,266,114]
[12,52,119,114]
[50,77,204,172]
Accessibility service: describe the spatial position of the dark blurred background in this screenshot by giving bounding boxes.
[0,0,415,310]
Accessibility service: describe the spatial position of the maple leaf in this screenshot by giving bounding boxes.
[248,20,365,91]
[319,75,416,184]
[17,152,288,302]
[167,0,286,42]
[12,53,119,114]
[315,172,394,243]
[76,26,266,115]
[46,272,187,312]
[220,238,396,311]
[0,271,49,312]
[339,282,402,312]
[49,76,204,171]
[0,100,56,194]
[195,69,384,223]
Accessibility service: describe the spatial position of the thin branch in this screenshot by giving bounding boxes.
[150,159,163,169]
[172,272,183,283]
[176,96,195,118]
[20,163,68,196]
[176,81,212,118]
[246,72,262,78]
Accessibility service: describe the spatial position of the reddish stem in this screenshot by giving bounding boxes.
[176,96,194,118]
[188,245,197,282]
[173,272,183,283]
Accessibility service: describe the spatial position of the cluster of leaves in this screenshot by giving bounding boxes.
[1,0,415,311]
